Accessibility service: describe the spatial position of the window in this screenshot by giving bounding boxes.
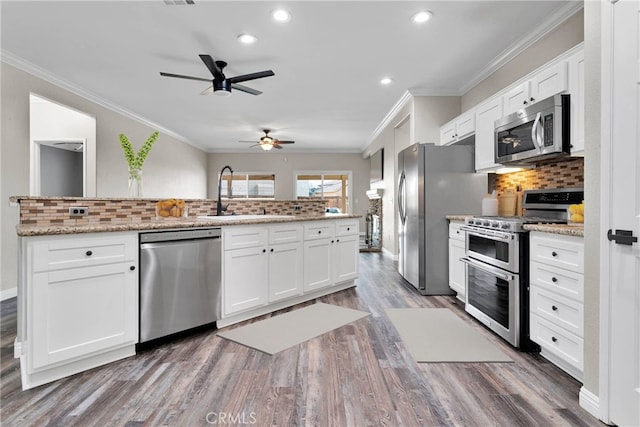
[296,172,351,213]
[220,173,275,199]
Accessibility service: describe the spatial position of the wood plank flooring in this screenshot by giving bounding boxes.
[1,253,603,426]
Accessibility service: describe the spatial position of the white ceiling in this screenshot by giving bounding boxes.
[1,1,581,154]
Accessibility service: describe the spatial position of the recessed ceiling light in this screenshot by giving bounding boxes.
[380,77,393,85]
[237,33,257,44]
[272,9,291,22]
[411,10,433,24]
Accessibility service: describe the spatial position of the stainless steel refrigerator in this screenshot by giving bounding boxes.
[397,143,486,295]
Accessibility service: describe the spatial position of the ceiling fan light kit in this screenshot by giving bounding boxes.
[241,129,295,151]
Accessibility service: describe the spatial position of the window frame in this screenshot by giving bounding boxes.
[294,170,353,213]
[220,171,276,199]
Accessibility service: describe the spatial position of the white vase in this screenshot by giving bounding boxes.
[128,168,143,198]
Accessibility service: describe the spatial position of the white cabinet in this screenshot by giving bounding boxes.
[567,49,585,156]
[223,224,305,315]
[439,110,476,145]
[19,232,138,390]
[502,61,568,116]
[529,231,584,381]
[268,224,303,302]
[474,96,503,171]
[303,219,359,292]
[448,221,466,301]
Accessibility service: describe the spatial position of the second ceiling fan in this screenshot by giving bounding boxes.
[240,130,295,150]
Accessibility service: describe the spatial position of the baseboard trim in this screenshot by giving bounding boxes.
[1,287,17,301]
[579,386,600,421]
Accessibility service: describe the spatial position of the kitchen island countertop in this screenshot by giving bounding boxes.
[16,214,361,237]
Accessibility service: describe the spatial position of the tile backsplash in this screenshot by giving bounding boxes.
[13,197,327,227]
[493,157,584,192]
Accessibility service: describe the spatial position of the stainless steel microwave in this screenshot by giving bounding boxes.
[494,94,570,164]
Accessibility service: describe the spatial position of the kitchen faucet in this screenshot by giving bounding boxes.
[216,165,234,216]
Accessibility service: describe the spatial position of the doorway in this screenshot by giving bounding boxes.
[29,94,96,196]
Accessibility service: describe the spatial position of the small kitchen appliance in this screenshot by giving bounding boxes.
[461,188,583,350]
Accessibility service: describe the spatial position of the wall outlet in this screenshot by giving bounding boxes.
[69,206,89,216]
[293,205,302,211]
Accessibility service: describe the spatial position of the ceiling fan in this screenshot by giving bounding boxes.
[160,54,274,96]
[240,129,295,151]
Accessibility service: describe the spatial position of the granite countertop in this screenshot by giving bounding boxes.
[16,214,361,237]
[446,215,474,222]
[523,223,584,237]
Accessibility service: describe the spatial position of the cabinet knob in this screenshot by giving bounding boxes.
[262,249,266,253]
[552,305,558,311]
[523,100,528,105]
[130,265,136,271]
[336,239,340,243]
[551,251,558,257]
[347,227,350,231]
[86,250,93,256]
[331,240,335,244]
[551,277,558,283]
[530,97,535,103]
[551,336,558,343]
[318,230,322,234]
[270,248,274,252]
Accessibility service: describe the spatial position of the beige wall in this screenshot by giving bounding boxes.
[462,9,584,112]
[0,63,208,296]
[207,152,370,230]
[582,0,600,400]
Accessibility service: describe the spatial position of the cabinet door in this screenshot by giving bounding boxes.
[475,97,503,171]
[223,246,267,315]
[439,121,457,145]
[567,50,585,156]
[502,81,530,115]
[333,234,359,283]
[455,110,476,140]
[531,60,568,102]
[268,242,303,302]
[303,238,333,291]
[31,262,138,369]
[448,238,466,301]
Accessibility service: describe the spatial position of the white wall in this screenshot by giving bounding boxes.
[207,152,370,229]
[0,62,209,296]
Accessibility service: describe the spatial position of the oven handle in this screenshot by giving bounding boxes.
[460,226,512,242]
[460,257,514,281]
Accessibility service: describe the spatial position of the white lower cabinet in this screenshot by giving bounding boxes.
[529,231,584,381]
[447,221,466,301]
[18,232,138,390]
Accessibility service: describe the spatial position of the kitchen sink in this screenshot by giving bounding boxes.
[196,214,296,221]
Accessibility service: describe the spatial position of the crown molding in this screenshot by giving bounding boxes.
[458,1,584,95]
[363,90,412,150]
[0,49,204,150]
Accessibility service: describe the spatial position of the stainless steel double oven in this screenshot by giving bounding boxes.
[460,188,583,350]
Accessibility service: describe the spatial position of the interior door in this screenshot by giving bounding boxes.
[601,1,640,425]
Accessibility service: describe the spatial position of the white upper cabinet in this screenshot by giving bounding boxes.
[503,61,568,116]
[567,49,585,156]
[474,96,503,172]
[439,110,476,145]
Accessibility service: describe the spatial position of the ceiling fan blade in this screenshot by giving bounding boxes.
[239,140,259,143]
[160,72,211,83]
[199,54,224,80]
[231,83,262,96]
[228,70,275,84]
[200,86,213,95]
[273,144,283,149]
[274,140,295,144]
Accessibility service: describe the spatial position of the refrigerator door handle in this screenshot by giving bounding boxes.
[398,172,406,225]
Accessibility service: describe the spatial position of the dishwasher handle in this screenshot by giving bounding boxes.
[140,228,221,243]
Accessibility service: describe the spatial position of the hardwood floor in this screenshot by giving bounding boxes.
[1,253,603,426]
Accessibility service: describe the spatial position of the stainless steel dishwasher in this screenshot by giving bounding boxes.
[139,228,221,343]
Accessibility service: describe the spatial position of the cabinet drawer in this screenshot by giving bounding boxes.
[32,233,137,273]
[530,286,583,337]
[530,232,584,273]
[449,222,465,242]
[223,227,267,250]
[335,220,358,237]
[530,261,583,302]
[268,224,302,245]
[530,314,583,371]
[304,222,334,240]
